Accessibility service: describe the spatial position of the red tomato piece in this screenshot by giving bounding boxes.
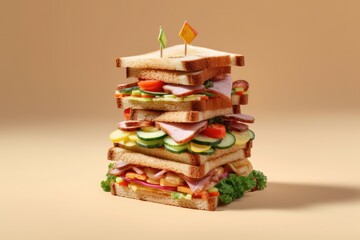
[124,108,131,121]
[118,181,128,186]
[138,80,165,92]
[201,124,226,139]
[209,191,220,197]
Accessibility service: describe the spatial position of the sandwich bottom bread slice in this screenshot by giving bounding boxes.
[101,159,267,211]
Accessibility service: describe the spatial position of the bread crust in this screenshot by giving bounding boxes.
[116,44,244,71]
[111,182,218,211]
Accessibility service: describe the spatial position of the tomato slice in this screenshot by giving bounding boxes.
[138,80,165,92]
[209,191,220,197]
[124,108,131,121]
[118,181,128,186]
[201,124,226,139]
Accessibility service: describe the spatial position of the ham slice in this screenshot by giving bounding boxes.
[156,121,207,143]
[182,168,223,194]
[224,113,255,123]
[163,84,204,97]
[182,174,213,194]
[207,75,232,100]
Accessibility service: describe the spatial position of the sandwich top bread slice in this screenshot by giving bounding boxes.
[116,44,244,72]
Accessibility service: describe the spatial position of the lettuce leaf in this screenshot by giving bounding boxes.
[215,170,267,205]
[100,163,116,192]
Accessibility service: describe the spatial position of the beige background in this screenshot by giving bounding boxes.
[1,0,360,239]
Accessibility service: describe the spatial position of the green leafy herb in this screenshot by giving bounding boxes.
[203,80,214,89]
[202,92,216,97]
[215,170,267,205]
[207,116,224,125]
[249,170,267,190]
[100,163,117,192]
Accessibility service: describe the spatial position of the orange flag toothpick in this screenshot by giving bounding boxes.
[179,21,198,56]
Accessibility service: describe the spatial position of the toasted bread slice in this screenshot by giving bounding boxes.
[129,107,233,123]
[116,44,244,71]
[127,94,248,122]
[110,182,218,211]
[112,142,252,165]
[126,66,231,86]
[107,147,248,179]
[116,95,232,112]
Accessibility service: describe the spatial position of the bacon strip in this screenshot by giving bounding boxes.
[224,113,255,123]
[117,120,154,131]
[156,121,207,144]
[116,82,138,91]
[232,80,249,91]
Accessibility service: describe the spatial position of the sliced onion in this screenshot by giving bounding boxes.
[153,170,167,179]
[109,168,122,176]
[220,171,229,180]
[132,167,144,175]
[114,161,130,169]
[122,177,177,191]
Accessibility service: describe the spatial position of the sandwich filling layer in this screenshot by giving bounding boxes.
[101,159,267,204]
[109,116,255,156]
[115,76,249,103]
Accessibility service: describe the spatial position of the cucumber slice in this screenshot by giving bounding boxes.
[131,90,141,96]
[249,129,255,140]
[136,139,164,148]
[215,132,236,149]
[191,135,222,146]
[120,86,139,94]
[165,144,188,154]
[127,96,153,102]
[188,147,215,156]
[137,129,167,141]
[164,136,188,147]
[139,89,168,96]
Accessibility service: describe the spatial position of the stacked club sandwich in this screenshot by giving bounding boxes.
[101,44,267,211]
